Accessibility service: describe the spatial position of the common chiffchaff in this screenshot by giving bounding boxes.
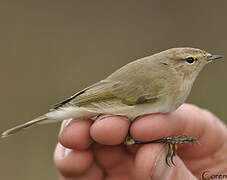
[2,47,223,165]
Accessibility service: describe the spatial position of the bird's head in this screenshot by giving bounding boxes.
[159,47,223,79]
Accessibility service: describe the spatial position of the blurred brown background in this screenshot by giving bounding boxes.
[0,0,226,179]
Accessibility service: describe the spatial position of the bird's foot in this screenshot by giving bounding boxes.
[124,134,136,145]
[124,134,199,167]
[162,134,199,166]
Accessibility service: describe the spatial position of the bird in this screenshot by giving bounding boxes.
[1,47,223,166]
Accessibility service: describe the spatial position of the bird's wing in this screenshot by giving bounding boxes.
[110,77,168,106]
[52,81,111,109]
[53,77,167,109]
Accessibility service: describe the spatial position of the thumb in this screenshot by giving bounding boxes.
[134,144,198,180]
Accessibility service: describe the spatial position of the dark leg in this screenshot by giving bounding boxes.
[124,117,138,145]
[124,132,199,167]
[165,143,173,167]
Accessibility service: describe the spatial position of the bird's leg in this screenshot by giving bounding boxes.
[124,132,199,166]
[124,117,138,145]
[163,135,199,166]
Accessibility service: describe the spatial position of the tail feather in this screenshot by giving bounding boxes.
[1,116,47,138]
[1,106,96,138]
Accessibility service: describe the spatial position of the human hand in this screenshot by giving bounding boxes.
[54,104,227,180]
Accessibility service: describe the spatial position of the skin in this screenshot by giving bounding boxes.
[54,104,227,180]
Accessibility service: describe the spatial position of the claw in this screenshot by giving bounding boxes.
[170,144,177,166]
[165,143,178,167]
[165,144,172,167]
[173,143,178,156]
[164,135,198,166]
[170,153,175,166]
[124,134,199,167]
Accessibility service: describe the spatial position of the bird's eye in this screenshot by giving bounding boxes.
[186,57,195,64]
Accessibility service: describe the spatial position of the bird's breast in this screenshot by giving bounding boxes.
[174,79,193,108]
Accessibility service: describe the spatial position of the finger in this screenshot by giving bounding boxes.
[59,118,93,150]
[58,119,73,136]
[90,116,130,145]
[54,143,94,178]
[58,163,104,180]
[133,144,197,180]
[130,103,227,159]
[93,144,133,175]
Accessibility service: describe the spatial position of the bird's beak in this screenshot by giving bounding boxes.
[206,54,224,62]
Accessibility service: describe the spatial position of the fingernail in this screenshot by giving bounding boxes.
[55,143,65,159]
[95,115,112,121]
[151,147,172,179]
[64,148,72,158]
[95,115,124,121]
[59,119,73,136]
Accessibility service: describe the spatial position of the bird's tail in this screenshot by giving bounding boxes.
[1,106,97,138]
[1,116,48,138]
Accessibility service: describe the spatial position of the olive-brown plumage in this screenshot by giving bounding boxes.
[2,47,223,137]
